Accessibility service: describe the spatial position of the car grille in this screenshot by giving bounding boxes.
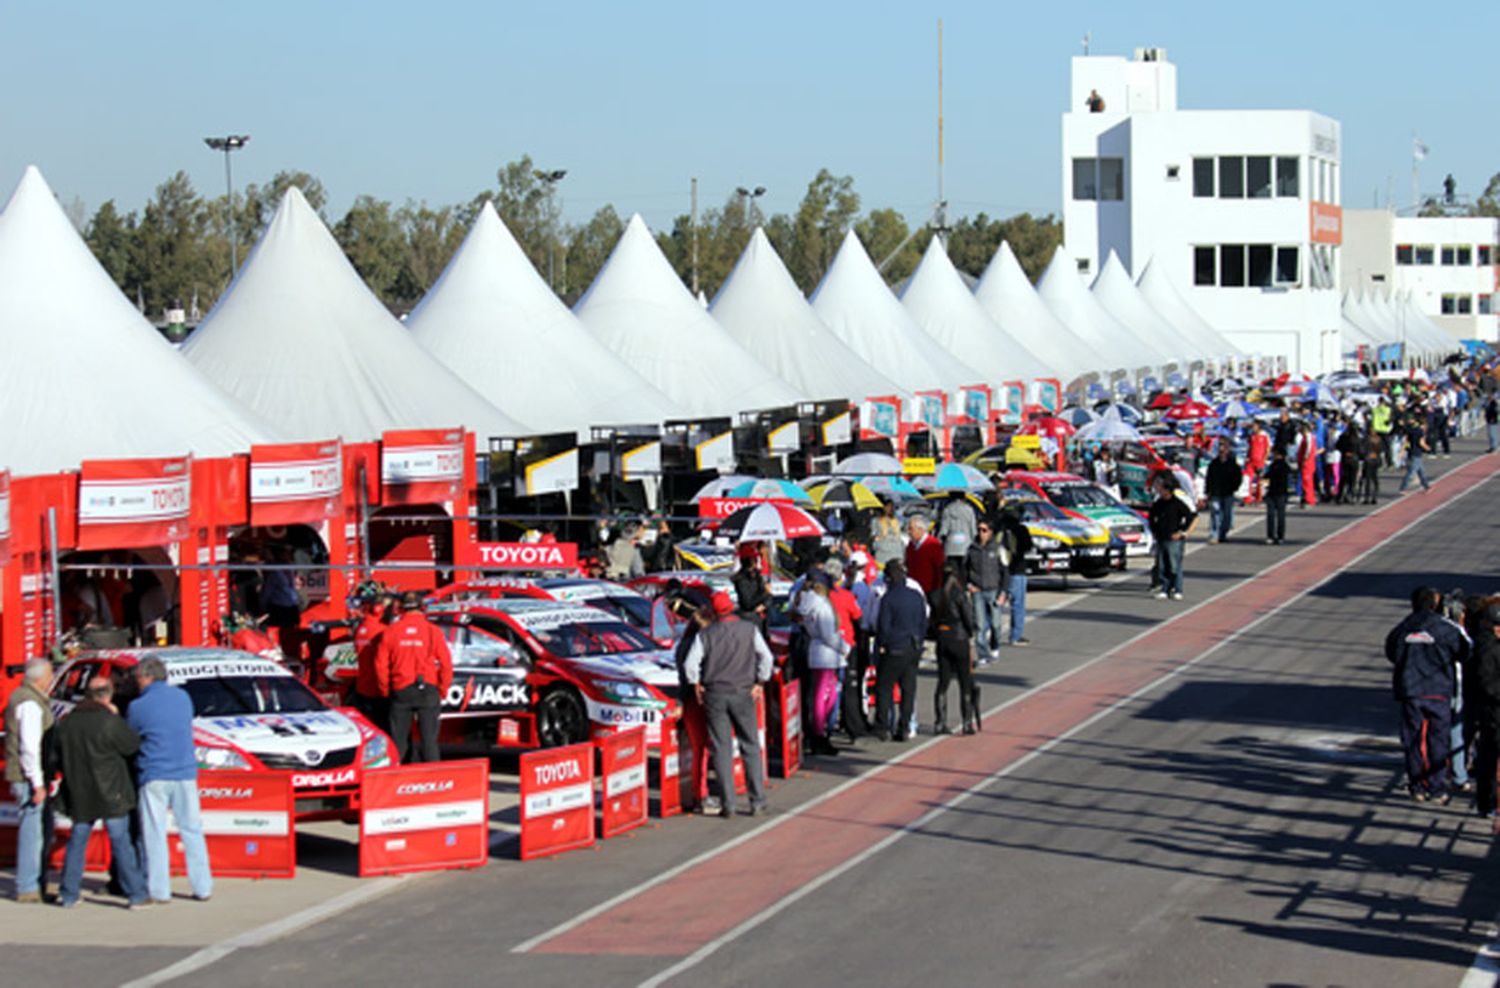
[253,745,358,771]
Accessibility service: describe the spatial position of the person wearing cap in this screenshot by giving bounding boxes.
[873,560,927,742]
[350,585,392,735]
[1385,586,1468,803]
[375,592,453,764]
[683,591,775,817]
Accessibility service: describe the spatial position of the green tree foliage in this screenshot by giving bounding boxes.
[242,171,329,242]
[945,211,1063,283]
[394,201,465,306]
[563,205,625,306]
[85,200,135,291]
[129,171,217,315]
[334,195,407,304]
[777,169,860,293]
[855,207,925,285]
[1475,172,1500,219]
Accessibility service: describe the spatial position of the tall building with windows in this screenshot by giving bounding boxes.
[1341,210,1498,342]
[1061,49,1343,373]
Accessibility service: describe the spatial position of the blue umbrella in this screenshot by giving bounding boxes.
[915,463,996,494]
[1165,372,1188,388]
[725,478,812,503]
[1095,402,1142,424]
[1215,399,1259,420]
[858,475,924,500]
[1061,406,1101,427]
[1086,382,1110,401]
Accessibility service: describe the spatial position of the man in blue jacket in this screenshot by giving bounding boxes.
[127,657,213,903]
[1385,587,1469,803]
[874,561,927,742]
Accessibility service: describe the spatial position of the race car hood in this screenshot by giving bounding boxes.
[1026,519,1107,545]
[194,710,363,756]
[565,649,677,687]
[1079,507,1145,529]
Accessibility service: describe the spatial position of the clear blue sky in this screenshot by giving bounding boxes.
[1,0,1492,231]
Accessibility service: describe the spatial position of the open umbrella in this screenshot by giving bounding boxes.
[832,452,904,476]
[858,475,924,500]
[1147,392,1178,410]
[913,462,995,494]
[1074,413,1143,443]
[1162,400,1217,422]
[1214,399,1259,420]
[1096,402,1142,424]
[690,474,757,502]
[724,478,812,503]
[1018,416,1078,441]
[1061,406,1101,428]
[715,502,825,543]
[806,480,881,511]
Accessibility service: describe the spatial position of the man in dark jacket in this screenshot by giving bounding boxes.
[1147,474,1197,601]
[1263,447,1293,545]
[1204,441,1243,544]
[1385,586,1469,802]
[1468,602,1500,817]
[55,676,147,908]
[874,560,927,741]
[964,518,1005,663]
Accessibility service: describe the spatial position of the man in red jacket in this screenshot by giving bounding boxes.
[351,586,392,735]
[375,591,453,764]
[904,516,945,599]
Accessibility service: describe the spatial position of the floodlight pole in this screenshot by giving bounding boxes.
[735,185,766,226]
[204,135,250,279]
[534,168,568,294]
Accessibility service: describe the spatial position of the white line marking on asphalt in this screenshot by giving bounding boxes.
[118,876,411,988]
[1460,932,1500,988]
[633,465,1499,987]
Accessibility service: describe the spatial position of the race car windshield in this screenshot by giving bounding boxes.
[1018,501,1069,522]
[184,674,326,717]
[1044,484,1116,508]
[588,594,653,630]
[530,620,659,658]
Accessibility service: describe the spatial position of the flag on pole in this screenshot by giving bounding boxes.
[1413,136,1429,161]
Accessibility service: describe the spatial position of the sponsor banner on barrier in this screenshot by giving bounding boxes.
[697,497,792,520]
[168,770,295,879]
[778,678,802,779]
[474,541,579,570]
[250,440,343,526]
[598,726,648,839]
[382,428,465,504]
[655,715,683,819]
[360,759,489,877]
[78,456,192,549]
[0,470,9,566]
[519,743,595,860]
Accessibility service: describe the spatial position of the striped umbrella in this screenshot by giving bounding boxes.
[724,478,812,503]
[715,503,825,544]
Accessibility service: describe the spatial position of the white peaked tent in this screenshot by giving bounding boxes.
[810,231,975,393]
[1035,246,1170,372]
[1398,291,1457,354]
[1090,252,1202,366]
[1342,292,1394,347]
[710,228,907,402]
[573,214,804,417]
[0,166,274,474]
[901,237,1049,383]
[1380,291,1450,355]
[1338,296,1381,351]
[1135,258,1246,360]
[972,241,1095,380]
[407,203,682,436]
[184,188,530,443]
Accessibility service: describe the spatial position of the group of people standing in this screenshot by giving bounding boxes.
[5,656,212,908]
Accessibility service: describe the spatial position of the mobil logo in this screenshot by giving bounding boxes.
[534,758,583,787]
[396,779,455,797]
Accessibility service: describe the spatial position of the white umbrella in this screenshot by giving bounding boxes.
[690,474,758,502]
[833,452,904,476]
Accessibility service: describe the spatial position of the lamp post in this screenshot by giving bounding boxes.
[204,135,250,279]
[534,168,567,293]
[735,185,766,226]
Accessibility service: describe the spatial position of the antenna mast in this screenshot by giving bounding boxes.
[935,18,948,247]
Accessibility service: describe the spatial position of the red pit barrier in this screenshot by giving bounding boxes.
[0,804,111,873]
[777,678,802,779]
[519,742,595,861]
[729,690,770,795]
[169,770,296,879]
[359,759,489,877]
[598,726,648,839]
[655,716,684,819]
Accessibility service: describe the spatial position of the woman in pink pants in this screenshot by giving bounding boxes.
[800,576,849,758]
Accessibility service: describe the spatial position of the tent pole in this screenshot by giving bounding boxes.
[46,508,62,654]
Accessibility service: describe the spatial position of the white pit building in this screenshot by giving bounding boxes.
[1061,48,1343,374]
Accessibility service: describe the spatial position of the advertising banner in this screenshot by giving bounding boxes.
[77,456,192,549]
[473,541,580,570]
[0,470,9,566]
[960,386,992,424]
[915,392,946,430]
[863,398,900,439]
[381,428,466,505]
[519,742,595,860]
[821,411,853,447]
[696,497,792,520]
[621,440,662,481]
[168,770,295,879]
[777,678,802,779]
[998,382,1025,427]
[597,725,648,838]
[524,448,580,496]
[694,432,736,472]
[249,440,342,527]
[1309,201,1343,245]
[767,421,800,454]
[1032,379,1062,414]
[655,715,684,819]
[359,759,489,877]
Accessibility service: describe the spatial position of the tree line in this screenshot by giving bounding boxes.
[78,156,1065,320]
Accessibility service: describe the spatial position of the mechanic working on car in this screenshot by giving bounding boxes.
[6,658,56,903]
[55,675,148,909]
[129,656,213,905]
[682,591,774,818]
[375,591,453,764]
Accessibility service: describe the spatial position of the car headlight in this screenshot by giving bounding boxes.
[195,745,251,771]
[597,678,657,704]
[1032,536,1063,551]
[362,734,390,767]
[1083,523,1105,538]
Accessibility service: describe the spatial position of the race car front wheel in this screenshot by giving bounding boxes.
[538,687,589,748]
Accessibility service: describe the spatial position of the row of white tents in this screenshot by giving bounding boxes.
[0,165,1459,477]
[1340,288,1452,357]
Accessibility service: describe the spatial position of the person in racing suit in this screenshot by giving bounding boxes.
[1385,586,1468,803]
[375,592,453,764]
[351,586,393,735]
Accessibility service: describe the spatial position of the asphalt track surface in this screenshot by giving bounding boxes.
[16,440,1500,987]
